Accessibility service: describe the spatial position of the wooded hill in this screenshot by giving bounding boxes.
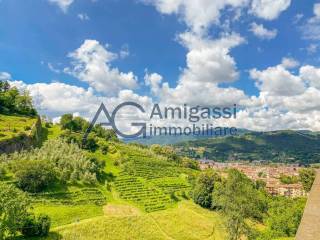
[175,130,320,164]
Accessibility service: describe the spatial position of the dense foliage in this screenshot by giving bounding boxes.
[259,197,306,239]
[0,183,30,239]
[2,139,104,188]
[193,170,220,208]
[20,214,51,237]
[0,80,37,116]
[213,169,267,240]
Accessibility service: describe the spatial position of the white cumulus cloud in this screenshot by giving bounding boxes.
[249,22,277,40]
[250,0,291,20]
[65,39,138,95]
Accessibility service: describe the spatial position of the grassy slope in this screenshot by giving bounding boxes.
[33,204,103,228]
[39,201,226,240]
[0,114,37,141]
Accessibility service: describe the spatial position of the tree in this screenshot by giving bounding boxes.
[73,116,89,132]
[0,80,10,92]
[0,183,30,239]
[60,114,74,130]
[82,133,98,152]
[60,114,90,133]
[93,125,118,141]
[0,81,36,116]
[14,90,37,116]
[299,168,316,192]
[213,169,267,240]
[14,160,56,193]
[193,170,220,208]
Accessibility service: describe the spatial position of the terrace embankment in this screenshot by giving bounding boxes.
[296,170,320,240]
[0,116,41,154]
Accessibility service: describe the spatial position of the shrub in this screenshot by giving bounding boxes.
[37,214,51,236]
[0,182,30,239]
[21,214,51,237]
[299,168,316,192]
[15,160,56,193]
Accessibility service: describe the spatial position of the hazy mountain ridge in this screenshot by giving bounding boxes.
[125,128,251,145]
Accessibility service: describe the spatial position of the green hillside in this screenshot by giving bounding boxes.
[176,130,320,164]
[125,129,250,145]
[32,201,226,240]
[0,113,305,240]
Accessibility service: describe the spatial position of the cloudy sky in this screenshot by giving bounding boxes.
[1,0,320,132]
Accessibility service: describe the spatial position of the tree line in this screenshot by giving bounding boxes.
[0,80,37,116]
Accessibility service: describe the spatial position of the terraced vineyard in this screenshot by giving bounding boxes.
[114,147,194,212]
[30,188,106,206]
[114,174,171,212]
[124,159,182,179]
[150,177,191,195]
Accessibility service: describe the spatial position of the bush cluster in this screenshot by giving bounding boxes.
[20,214,51,237]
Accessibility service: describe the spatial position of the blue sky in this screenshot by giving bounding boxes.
[1,0,320,131]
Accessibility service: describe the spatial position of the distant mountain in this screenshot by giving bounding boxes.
[174,130,320,164]
[125,129,251,145]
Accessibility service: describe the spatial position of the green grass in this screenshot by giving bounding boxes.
[33,204,104,227]
[150,201,227,240]
[36,201,226,240]
[46,124,63,139]
[0,114,37,141]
